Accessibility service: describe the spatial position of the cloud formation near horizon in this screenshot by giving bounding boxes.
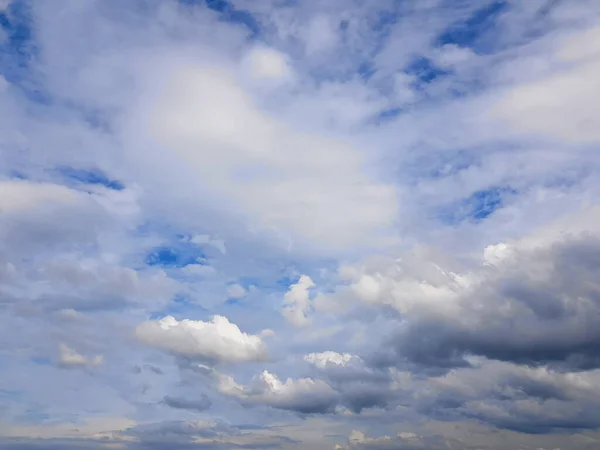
[2,1,600,449]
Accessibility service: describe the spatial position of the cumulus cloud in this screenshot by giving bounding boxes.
[211,368,340,414]
[304,351,359,369]
[317,207,600,371]
[135,315,269,363]
[282,275,315,327]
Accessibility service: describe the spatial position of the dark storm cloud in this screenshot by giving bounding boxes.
[385,235,600,371]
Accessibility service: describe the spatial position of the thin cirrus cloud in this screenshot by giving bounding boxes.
[2,0,600,449]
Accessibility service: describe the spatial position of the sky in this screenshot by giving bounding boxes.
[2,0,600,449]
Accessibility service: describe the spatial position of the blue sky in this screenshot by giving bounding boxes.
[2,0,600,449]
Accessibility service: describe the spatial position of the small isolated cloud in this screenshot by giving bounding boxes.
[58,344,102,368]
[135,315,269,363]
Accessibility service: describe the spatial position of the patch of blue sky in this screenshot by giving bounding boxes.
[368,106,405,126]
[373,8,398,32]
[159,295,207,316]
[180,0,260,37]
[435,1,508,53]
[30,356,52,366]
[357,61,376,80]
[375,107,403,124]
[136,224,218,265]
[0,389,22,400]
[149,295,211,322]
[8,170,27,180]
[438,186,516,225]
[0,1,34,75]
[56,166,125,190]
[405,56,450,85]
[17,411,51,424]
[225,297,243,306]
[0,0,50,104]
[145,245,206,269]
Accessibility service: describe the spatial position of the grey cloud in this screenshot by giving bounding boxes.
[162,394,212,412]
[375,234,600,371]
[405,359,600,433]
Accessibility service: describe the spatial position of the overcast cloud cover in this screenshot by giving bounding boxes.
[2,0,600,449]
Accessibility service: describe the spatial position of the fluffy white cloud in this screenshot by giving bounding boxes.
[315,250,469,317]
[282,275,315,327]
[135,315,268,363]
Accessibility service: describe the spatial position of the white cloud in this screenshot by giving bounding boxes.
[315,252,468,317]
[349,430,392,446]
[227,283,247,299]
[341,430,422,449]
[0,180,82,213]
[59,344,103,368]
[243,46,292,81]
[189,234,227,254]
[135,315,268,363]
[304,351,359,369]
[181,264,218,278]
[432,44,475,68]
[491,25,600,143]
[147,65,398,253]
[305,15,338,55]
[282,275,315,327]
